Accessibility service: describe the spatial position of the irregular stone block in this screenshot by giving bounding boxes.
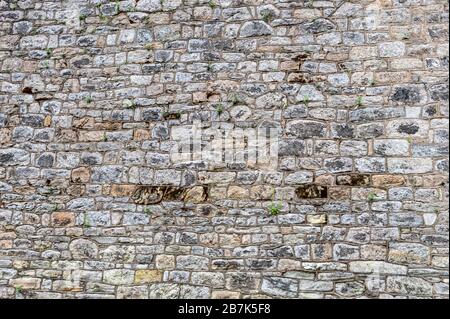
[0,148,29,166]
[296,185,328,199]
[69,239,98,260]
[239,21,273,38]
[285,171,313,185]
[104,269,135,285]
[51,212,75,227]
[301,18,336,34]
[336,174,370,186]
[135,270,163,284]
[286,120,327,138]
[261,277,298,297]
[388,243,430,264]
[386,276,433,296]
[349,261,408,275]
[387,158,433,174]
[131,186,208,205]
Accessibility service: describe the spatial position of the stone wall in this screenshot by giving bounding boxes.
[0,0,449,299]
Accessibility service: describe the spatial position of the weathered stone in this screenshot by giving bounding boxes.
[372,175,405,187]
[177,256,209,271]
[379,42,405,57]
[0,148,29,166]
[286,120,327,138]
[69,239,98,260]
[117,286,148,299]
[71,167,90,184]
[51,212,75,227]
[324,158,353,173]
[240,21,273,38]
[104,269,135,285]
[301,18,336,34]
[386,276,433,296]
[307,214,327,225]
[336,174,370,186]
[185,186,208,203]
[10,277,41,290]
[349,261,408,275]
[255,92,286,109]
[296,185,328,199]
[285,171,313,185]
[36,153,55,168]
[148,283,180,299]
[261,277,298,297]
[111,184,136,197]
[335,282,365,297]
[135,270,163,284]
[390,85,427,104]
[387,158,433,174]
[388,243,430,264]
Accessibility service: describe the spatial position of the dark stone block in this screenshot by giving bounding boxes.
[397,123,419,134]
[142,109,163,121]
[36,153,54,168]
[212,259,242,270]
[227,273,258,291]
[391,87,421,103]
[332,123,355,138]
[265,246,295,258]
[279,139,306,157]
[21,114,44,127]
[336,174,371,186]
[429,83,449,102]
[131,186,208,205]
[247,259,276,270]
[302,18,336,34]
[296,185,328,199]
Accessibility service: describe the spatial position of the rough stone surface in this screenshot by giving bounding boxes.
[0,0,448,300]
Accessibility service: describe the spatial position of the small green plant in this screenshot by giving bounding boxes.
[355,96,364,107]
[102,132,108,142]
[79,14,87,21]
[303,95,310,106]
[207,63,213,72]
[123,99,136,109]
[268,202,282,216]
[83,214,91,228]
[51,204,58,212]
[208,0,217,9]
[83,96,93,104]
[215,104,224,115]
[46,48,53,57]
[367,192,378,202]
[261,11,274,23]
[145,43,155,50]
[229,94,242,106]
[115,0,120,13]
[15,285,23,294]
[47,186,55,194]
[406,136,413,144]
[144,207,152,215]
